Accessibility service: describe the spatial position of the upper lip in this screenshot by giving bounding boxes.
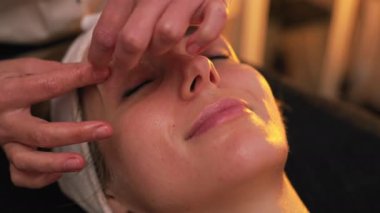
[186,98,250,140]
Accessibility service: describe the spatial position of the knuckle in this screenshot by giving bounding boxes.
[120,32,146,53]
[39,76,63,96]
[93,28,116,50]
[157,23,182,43]
[59,125,86,145]
[31,130,50,148]
[69,64,89,84]
[69,128,84,142]
[0,82,14,108]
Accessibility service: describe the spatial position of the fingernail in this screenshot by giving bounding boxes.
[187,43,201,55]
[94,125,112,139]
[64,158,82,171]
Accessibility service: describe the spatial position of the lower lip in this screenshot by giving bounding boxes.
[188,104,249,139]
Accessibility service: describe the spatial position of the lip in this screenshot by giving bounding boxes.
[186,98,251,140]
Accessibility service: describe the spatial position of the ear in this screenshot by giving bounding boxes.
[105,189,129,213]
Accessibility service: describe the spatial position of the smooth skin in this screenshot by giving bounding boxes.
[1,0,228,188]
[82,37,307,212]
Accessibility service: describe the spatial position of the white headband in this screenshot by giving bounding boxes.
[51,13,112,213]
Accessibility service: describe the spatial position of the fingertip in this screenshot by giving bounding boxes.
[186,33,209,55]
[186,42,201,55]
[89,28,117,68]
[88,50,112,71]
[62,62,90,74]
[63,156,85,172]
[92,66,112,82]
[84,122,113,141]
[67,62,110,83]
[93,124,113,140]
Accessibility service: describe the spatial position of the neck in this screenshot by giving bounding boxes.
[277,175,309,213]
[199,174,308,213]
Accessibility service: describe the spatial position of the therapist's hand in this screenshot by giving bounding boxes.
[0,58,112,188]
[89,0,229,70]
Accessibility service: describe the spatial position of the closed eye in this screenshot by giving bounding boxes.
[123,79,153,98]
[207,55,230,61]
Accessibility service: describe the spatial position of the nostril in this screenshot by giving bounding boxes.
[209,71,216,83]
[190,75,201,92]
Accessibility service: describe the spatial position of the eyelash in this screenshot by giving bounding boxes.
[123,79,153,98]
[207,54,230,61]
[123,55,229,98]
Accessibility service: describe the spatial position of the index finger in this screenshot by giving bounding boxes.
[1,63,109,106]
[88,0,134,69]
[0,58,64,75]
[186,0,228,54]
[10,118,112,148]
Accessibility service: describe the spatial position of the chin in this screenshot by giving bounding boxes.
[192,113,288,190]
[178,125,288,212]
[226,128,286,179]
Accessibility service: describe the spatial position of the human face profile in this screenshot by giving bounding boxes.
[82,36,289,212]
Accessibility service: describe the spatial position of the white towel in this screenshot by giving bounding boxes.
[51,13,112,213]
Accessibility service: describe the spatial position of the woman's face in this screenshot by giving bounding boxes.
[83,36,288,211]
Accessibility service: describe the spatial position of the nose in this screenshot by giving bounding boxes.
[181,56,221,100]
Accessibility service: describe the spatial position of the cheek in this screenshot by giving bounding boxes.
[113,102,174,171]
[211,65,288,179]
[192,113,288,185]
[220,65,278,123]
[105,96,194,207]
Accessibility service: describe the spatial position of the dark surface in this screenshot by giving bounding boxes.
[0,150,84,212]
[1,50,380,212]
[270,0,331,28]
[265,72,380,213]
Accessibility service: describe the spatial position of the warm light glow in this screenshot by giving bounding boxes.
[265,99,286,146]
[240,0,270,66]
[320,0,360,99]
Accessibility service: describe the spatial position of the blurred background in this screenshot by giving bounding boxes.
[224,0,380,116]
[1,1,380,212]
